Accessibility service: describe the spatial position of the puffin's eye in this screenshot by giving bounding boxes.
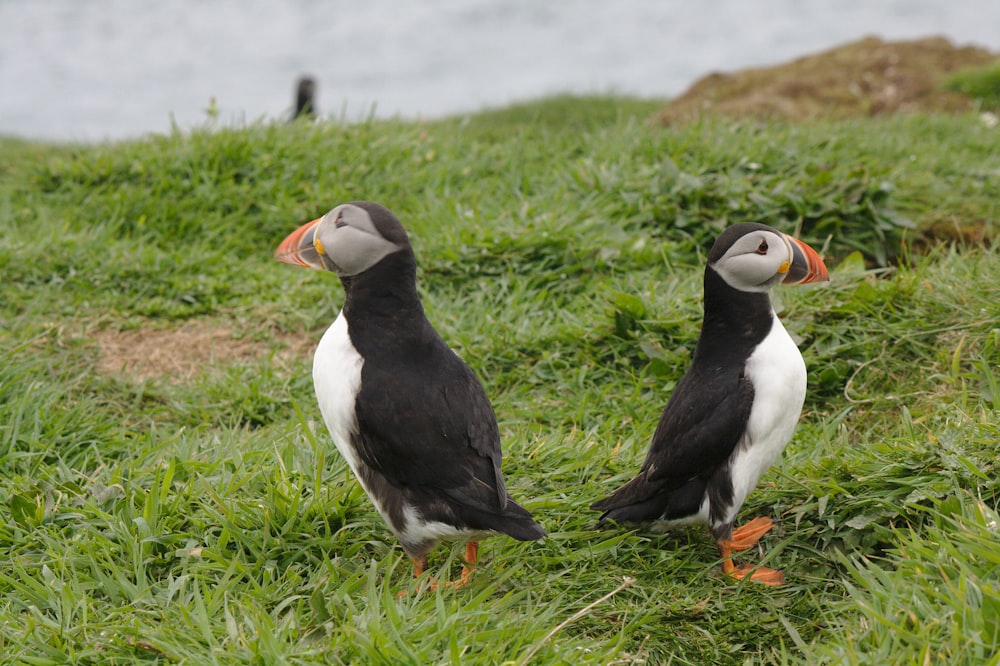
[334,212,347,229]
[755,240,768,254]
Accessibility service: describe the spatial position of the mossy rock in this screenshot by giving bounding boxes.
[657,35,999,124]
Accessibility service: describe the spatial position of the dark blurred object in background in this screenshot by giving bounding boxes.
[292,76,317,120]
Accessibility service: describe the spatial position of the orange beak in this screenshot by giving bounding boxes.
[782,236,829,285]
[275,217,324,269]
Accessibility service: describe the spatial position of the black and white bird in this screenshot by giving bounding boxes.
[591,222,829,585]
[290,75,317,121]
[275,201,545,589]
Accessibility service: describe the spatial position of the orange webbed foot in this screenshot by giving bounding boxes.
[719,542,785,586]
[728,563,786,587]
[727,516,775,551]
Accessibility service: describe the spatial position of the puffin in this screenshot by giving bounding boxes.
[591,222,829,586]
[291,75,317,121]
[275,201,545,589]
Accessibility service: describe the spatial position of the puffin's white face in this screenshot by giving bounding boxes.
[313,204,403,276]
[275,202,407,277]
[710,229,802,293]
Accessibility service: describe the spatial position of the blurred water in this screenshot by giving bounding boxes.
[1,0,997,142]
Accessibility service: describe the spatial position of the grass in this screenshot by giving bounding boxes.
[1,97,999,664]
[944,62,1000,110]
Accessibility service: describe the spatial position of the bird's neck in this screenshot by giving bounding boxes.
[340,251,427,334]
[694,267,775,361]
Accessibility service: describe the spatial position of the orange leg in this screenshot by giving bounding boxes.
[438,541,479,590]
[718,517,783,586]
[397,555,431,597]
[454,541,479,588]
[728,516,775,551]
[411,555,429,578]
[402,543,479,593]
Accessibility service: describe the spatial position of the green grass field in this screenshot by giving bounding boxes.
[1,97,998,664]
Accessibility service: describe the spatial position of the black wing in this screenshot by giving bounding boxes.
[592,364,754,519]
[352,331,509,512]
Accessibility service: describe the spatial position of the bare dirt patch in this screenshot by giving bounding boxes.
[94,320,316,382]
[656,36,999,124]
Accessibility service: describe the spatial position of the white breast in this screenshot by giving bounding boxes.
[722,312,806,525]
[312,311,365,477]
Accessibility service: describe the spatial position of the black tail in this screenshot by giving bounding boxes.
[491,498,547,541]
[591,473,671,526]
[591,494,671,526]
[593,473,707,527]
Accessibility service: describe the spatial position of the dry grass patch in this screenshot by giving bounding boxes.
[657,36,999,124]
[92,319,315,382]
